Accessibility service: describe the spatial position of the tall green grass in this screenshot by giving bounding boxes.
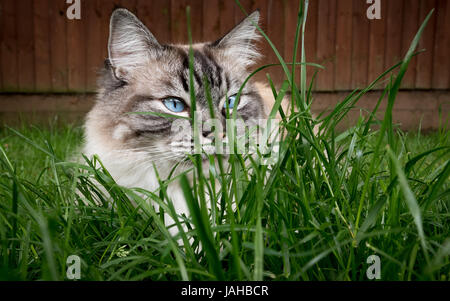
[0,1,448,280]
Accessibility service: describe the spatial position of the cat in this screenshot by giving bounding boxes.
[82,8,284,238]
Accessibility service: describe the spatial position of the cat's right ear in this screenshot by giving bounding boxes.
[108,8,161,80]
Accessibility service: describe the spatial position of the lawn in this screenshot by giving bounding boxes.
[0,2,448,281]
[0,119,448,281]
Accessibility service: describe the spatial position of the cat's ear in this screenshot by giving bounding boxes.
[211,11,261,67]
[108,8,161,79]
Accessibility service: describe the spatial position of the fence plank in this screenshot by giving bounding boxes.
[367,0,387,85]
[17,0,35,91]
[432,0,449,90]
[67,2,86,92]
[218,0,235,37]
[415,0,436,89]
[85,0,103,92]
[316,0,336,91]
[384,0,403,75]
[1,0,18,91]
[234,0,258,23]
[447,0,450,89]
[401,0,420,89]
[33,0,51,92]
[267,0,285,84]
[304,0,319,90]
[283,0,299,84]
[202,0,220,42]
[171,0,203,44]
[351,0,370,89]
[0,1,2,90]
[335,0,353,90]
[137,0,171,45]
[48,1,68,92]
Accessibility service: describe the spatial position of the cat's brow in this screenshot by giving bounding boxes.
[175,46,226,97]
[130,95,162,102]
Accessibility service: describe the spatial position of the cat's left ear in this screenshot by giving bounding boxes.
[210,11,261,67]
[108,8,161,80]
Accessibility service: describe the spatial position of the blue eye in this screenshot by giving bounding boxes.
[163,98,185,113]
[224,95,236,109]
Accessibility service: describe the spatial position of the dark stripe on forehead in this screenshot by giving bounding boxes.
[193,70,203,88]
[194,50,216,88]
[181,52,203,88]
[171,46,197,90]
[202,47,225,90]
[179,72,189,92]
[174,45,225,94]
[225,74,231,91]
[211,58,223,89]
[172,48,189,92]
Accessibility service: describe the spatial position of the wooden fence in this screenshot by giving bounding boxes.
[0,0,449,93]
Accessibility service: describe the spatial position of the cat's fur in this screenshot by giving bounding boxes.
[82,9,282,234]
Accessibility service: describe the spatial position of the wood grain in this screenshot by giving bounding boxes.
[1,0,18,91]
[335,0,353,90]
[316,0,336,91]
[351,0,370,89]
[431,0,449,89]
[218,0,235,37]
[0,1,2,90]
[33,0,51,92]
[48,0,68,92]
[415,0,436,89]
[17,0,35,91]
[67,0,86,92]
[202,0,220,42]
[401,0,420,89]
[367,0,387,85]
[0,0,449,93]
[384,0,404,73]
[137,0,171,45]
[171,0,203,44]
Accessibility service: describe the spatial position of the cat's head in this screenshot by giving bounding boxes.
[87,8,266,175]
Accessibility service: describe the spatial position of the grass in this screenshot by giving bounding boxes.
[0,1,449,281]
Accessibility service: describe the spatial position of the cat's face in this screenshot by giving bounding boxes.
[90,9,265,174]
